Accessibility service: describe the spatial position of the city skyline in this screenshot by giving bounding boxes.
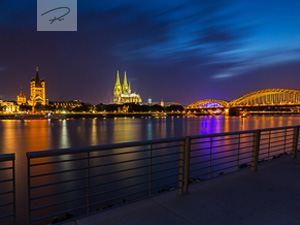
[0,0,300,105]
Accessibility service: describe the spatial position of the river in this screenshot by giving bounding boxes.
[1,116,299,156]
[0,115,299,225]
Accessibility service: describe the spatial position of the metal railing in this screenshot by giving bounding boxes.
[0,154,16,225]
[185,130,257,193]
[25,125,300,225]
[26,137,185,225]
[182,126,299,193]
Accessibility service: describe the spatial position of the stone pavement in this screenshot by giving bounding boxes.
[65,157,300,225]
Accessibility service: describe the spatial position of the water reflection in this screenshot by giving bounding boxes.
[98,119,107,144]
[91,118,98,146]
[112,118,143,143]
[2,120,20,154]
[200,116,223,134]
[25,120,50,151]
[147,120,153,140]
[60,120,70,149]
[0,116,299,155]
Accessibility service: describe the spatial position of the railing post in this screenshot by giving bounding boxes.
[237,134,240,171]
[149,144,153,197]
[209,137,212,179]
[251,130,261,172]
[27,156,31,225]
[87,151,90,215]
[268,130,271,160]
[178,140,185,196]
[12,157,16,225]
[183,136,191,194]
[283,129,287,154]
[292,126,299,159]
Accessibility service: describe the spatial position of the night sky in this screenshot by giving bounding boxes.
[0,0,300,105]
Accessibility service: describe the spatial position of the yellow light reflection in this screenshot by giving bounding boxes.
[90,118,98,146]
[60,119,70,149]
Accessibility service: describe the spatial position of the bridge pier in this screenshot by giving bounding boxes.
[225,107,229,116]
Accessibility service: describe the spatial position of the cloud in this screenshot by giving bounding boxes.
[80,0,251,66]
[212,47,300,79]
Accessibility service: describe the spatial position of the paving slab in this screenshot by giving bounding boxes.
[68,199,194,225]
[64,157,300,225]
[153,189,300,225]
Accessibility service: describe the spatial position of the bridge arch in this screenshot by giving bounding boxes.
[229,89,300,106]
[187,99,229,109]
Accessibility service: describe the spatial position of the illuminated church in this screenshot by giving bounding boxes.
[27,67,48,106]
[113,71,142,104]
[17,88,26,105]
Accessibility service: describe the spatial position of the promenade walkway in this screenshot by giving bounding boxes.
[65,156,300,225]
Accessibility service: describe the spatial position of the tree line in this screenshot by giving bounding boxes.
[12,103,184,113]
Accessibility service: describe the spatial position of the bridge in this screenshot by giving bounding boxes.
[187,88,300,115]
[187,99,229,108]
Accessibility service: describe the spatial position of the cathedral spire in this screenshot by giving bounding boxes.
[115,70,121,85]
[35,67,42,87]
[19,88,25,97]
[123,71,128,86]
[128,81,131,94]
[113,70,122,103]
[122,71,129,94]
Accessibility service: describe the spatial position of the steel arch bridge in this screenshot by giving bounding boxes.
[187,99,229,109]
[229,88,300,106]
[187,89,300,109]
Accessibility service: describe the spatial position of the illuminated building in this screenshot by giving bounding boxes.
[148,97,152,105]
[160,99,164,107]
[51,100,83,109]
[2,102,19,113]
[28,67,48,106]
[113,71,142,104]
[17,88,26,105]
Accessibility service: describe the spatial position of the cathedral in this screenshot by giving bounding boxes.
[113,71,142,104]
[27,67,48,106]
[17,88,26,105]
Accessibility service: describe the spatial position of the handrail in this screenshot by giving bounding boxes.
[0,154,15,162]
[189,129,258,139]
[27,136,185,158]
[189,125,299,140]
[259,125,298,132]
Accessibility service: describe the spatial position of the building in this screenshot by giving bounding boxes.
[2,102,19,113]
[51,100,83,109]
[148,96,152,105]
[17,88,26,105]
[27,67,48,106]
[113,71,142,104]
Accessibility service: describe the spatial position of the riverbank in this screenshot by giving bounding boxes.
[0,112,184,120]
[1,113,300,120]
[64,156,300,225]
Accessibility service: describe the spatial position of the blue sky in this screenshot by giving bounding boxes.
[0,0,299,104]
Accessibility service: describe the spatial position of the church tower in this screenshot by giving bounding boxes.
[17,88,26,105]
[122,71,130,94]
[28,67,47,106]
[128,81,131,94]
[113,70,122,104]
